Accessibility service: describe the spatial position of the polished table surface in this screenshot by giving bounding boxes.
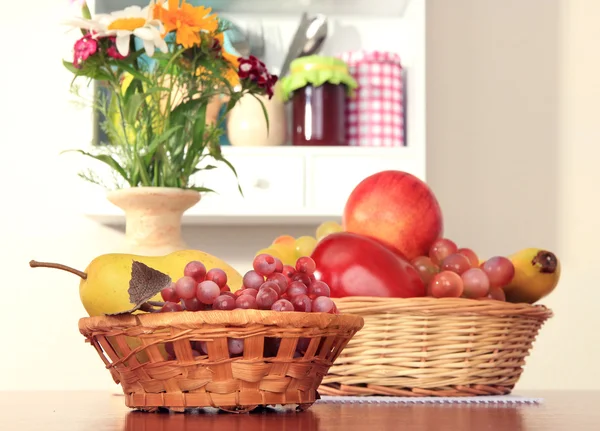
[2,391,599,430]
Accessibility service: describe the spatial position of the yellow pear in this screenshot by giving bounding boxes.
[30,249,243,317]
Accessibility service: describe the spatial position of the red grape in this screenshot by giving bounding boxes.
[287,281,308,298]
[308,281,330,299]
[441,253,471,275]
[429,238,458,265]
[191,350,201,358]
[165,342,175,357]
[274,258,284,273]
[175,276,197,300]
[228,338,244,355]
[312,296,335,313]
[296,256,316,274]
[184,261,207,283]
[461,268,490,299]
[296,338,310,353]
[256,286,279,309]
[161,283,179,302]
[291,294,312,312]
[196,280,220,305]
[243,270,264,289]
[242,288,258,298]
[183,297,202,311]
[457,248,479,267]
[219,291,236,300]
[193,341,207,354]
[206,268,227,288]
[481,256,515,288]
[260,280,282,296]
[488,287,506,301]
[253,253,277,276]
[266,273,289,294]
[235,295,258,309]
[213,294,236,310]
[220,284,231,292]
[430,271,464,298]
[161,302,183,312]
[291,272,311,286]
[411,256,439,285]
[271,299,295,312]
[282,265,296,279]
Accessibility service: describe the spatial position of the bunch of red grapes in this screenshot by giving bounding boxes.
[158,254,338,314]
[411,238,515,301]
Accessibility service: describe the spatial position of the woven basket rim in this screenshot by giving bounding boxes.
[330,296,553,319]
[78,309,365,336]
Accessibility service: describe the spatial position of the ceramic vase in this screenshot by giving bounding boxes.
[106,187,200,256]
[226,93,287,147]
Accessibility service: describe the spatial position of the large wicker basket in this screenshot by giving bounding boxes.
[78,309,363,412]
[318,296,553,397]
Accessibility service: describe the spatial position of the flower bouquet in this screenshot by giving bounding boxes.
[63,0,278,254]
[64,0,277,191]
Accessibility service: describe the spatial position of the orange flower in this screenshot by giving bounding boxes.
[153,0,218,48]
[215,32,240,87]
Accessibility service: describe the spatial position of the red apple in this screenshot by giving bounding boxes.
[343,170,443,261]
[310,232,426,298]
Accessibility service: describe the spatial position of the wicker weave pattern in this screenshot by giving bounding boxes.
[78,310,364,412]
[318,297,553,397]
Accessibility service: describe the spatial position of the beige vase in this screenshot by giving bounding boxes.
[226,93,287,147]
[106,187,200,256]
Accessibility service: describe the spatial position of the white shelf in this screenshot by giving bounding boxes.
[94,0,412,17]
[85,208,342,226]
[79,145,421,226]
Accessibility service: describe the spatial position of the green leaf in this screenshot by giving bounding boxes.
[251,93,270,137]
[119,63,153,85]
[188,186,216,193]
[63,60,80,74]
[214,153,243,197]
[62,149,131,186]
[182,102,207,175]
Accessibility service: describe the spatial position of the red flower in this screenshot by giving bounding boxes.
[105,37,126,60]
[73,33,98,68]
[237,56,278,99]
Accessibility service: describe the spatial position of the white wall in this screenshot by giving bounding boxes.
[1,0,596,392]
[427,0,599,390]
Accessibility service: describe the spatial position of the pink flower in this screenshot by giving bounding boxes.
[73,33,98,68]
[237,56,278,98]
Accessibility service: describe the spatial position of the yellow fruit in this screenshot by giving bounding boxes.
[272,235,296,247]
[269,243,297,266]
[294,236,318,258]
[30,249,243,317]
[316,220,343,241]
[503,248,561,304]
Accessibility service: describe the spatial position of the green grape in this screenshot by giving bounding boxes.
[316,221,343,241]
[294,236,318,258]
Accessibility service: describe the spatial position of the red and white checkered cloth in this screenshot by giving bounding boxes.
[339,51,405,147]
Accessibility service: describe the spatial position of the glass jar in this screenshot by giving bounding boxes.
[279,56,358,146]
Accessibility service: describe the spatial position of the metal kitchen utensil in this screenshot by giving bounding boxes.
[279,12,311,77]
[300,14,328,56]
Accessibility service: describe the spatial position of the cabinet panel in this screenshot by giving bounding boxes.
[305,154,424,214]
[190,154,305,213]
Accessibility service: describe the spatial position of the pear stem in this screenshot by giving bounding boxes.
[29,260,88,280]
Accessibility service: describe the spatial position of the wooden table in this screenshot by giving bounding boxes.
[2,391,599,430]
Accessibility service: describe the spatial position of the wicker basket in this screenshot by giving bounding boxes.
[78,309,364,413]
[318,296,553,397]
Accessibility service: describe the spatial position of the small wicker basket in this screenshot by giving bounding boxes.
[318,296,553,397]
[78,309,364,412]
